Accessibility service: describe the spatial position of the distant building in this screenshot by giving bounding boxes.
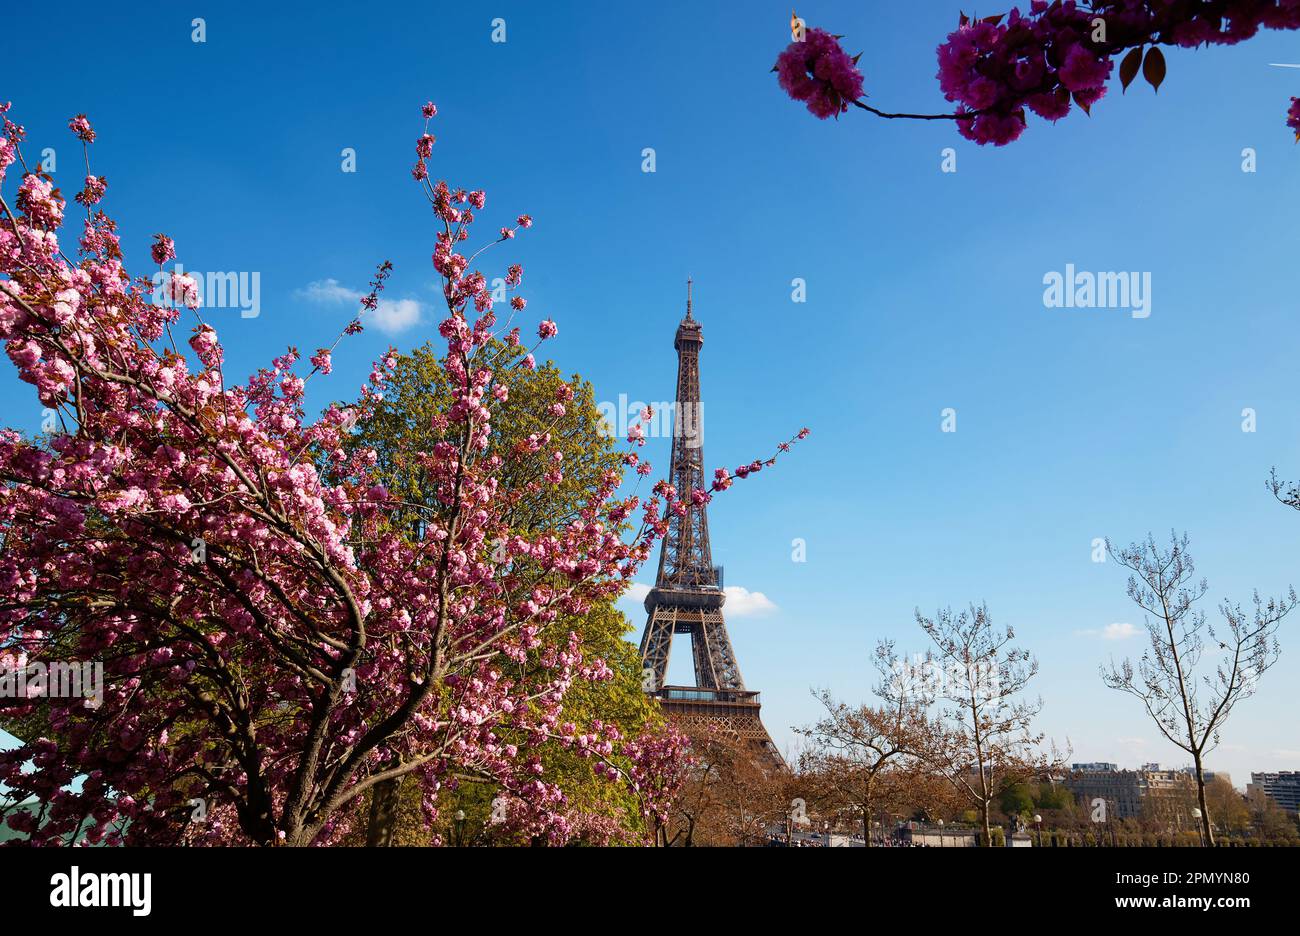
[1062,763,1212,820]
[1065,765,1147,819]
[1248,772,1300,815]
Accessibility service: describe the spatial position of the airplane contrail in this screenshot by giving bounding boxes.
[1268,62,1300,67]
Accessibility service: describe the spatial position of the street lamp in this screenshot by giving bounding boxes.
[1192,807,1204,848]
[1033,813,1042,848]
[937,818,944,849]
[454,809,466,847]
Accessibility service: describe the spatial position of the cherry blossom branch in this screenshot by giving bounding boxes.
[849,99,977,121]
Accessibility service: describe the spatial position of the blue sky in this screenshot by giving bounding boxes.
[5,0,1300,785]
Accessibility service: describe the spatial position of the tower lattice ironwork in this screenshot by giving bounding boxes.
[637,280,777,754]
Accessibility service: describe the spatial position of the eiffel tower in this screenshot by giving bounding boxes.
[637,280,777,756]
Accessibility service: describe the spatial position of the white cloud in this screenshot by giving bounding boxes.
[615,582,775,618]
[723,586,777,617]
[296,279,422,334]
[1075,622,1138,640]
[369,298,421,334]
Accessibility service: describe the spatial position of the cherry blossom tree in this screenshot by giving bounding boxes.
[0,100,806,845]
[776,2,1300,144]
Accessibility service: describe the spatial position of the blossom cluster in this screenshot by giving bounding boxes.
[621,724,693,832]
[0,99,805,846]
[776,2,1300,144]
[941,0,1300,144]
[774,27,865,119]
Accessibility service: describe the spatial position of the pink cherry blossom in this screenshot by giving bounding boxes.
[151,233,175,265]
[774,27,865,119]
[0,98,809,848]
[68,113,96,143]
[786,4,1300,144]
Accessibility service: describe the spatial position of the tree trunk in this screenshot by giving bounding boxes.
[1193,753,1215,847]
[862,802,871,848]
[365,777,401,847]
[981,802,992,847]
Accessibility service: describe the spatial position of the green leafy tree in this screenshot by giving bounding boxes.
[350,338,622,536]
[1033,781,1073,811]
[998,780,1034,818]
[346,339,656,843]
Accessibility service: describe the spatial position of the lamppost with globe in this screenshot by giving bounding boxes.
[454,809,467,847]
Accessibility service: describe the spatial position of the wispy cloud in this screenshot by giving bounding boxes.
[296,278,357,304]
[1075,622,1137,640]
[295,278,422,334]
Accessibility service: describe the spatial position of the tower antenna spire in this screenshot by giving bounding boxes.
[637,280,779,762]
